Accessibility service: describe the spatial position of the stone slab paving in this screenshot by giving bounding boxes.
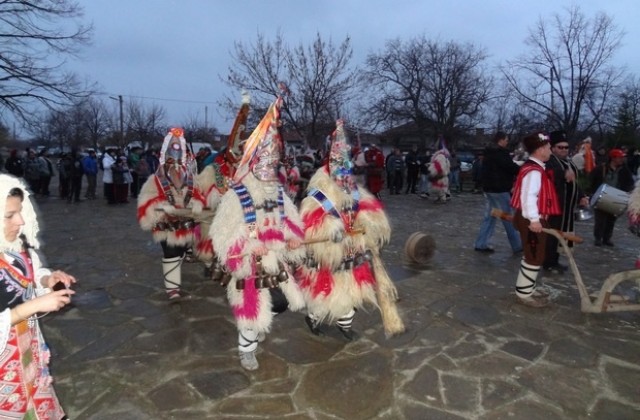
[31,186,640,419]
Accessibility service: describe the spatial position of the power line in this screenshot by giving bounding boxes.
[102,93,217,105]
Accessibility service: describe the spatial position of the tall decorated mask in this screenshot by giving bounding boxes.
[235,96,283,183]
[160,127,189,167]
[328,119,355,193]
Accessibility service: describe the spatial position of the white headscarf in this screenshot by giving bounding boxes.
[0,174,40,252]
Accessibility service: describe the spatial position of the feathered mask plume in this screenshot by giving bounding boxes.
[234,96,283,182]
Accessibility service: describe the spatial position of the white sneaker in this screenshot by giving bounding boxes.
[239,350,259,370]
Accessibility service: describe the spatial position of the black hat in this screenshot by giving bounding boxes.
[549,130,567,146]
[522,132,550,155]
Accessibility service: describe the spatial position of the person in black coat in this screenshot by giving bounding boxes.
[543,131,589,273]
[589,148,635,246]
[473,132,523,253]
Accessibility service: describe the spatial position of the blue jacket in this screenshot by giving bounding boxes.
[82,155,98,176]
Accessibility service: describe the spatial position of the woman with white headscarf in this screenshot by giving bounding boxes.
[0,174,76,419]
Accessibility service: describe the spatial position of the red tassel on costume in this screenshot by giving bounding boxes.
[297,268,311,288]
[196,239,213,255]
[353,262,375,286]
[284,218,304,238]
[359,198,384,212]
[303,207,326,230]
[312,267,333,298]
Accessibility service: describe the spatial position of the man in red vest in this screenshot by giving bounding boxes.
[510,132,561,308]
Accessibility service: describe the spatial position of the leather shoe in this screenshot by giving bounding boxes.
[474,247,495,254]
[304,316,324,336]
[543,263,567,274]
[337,326,358,341]
[516,295,550,308]
[603,241,614,247]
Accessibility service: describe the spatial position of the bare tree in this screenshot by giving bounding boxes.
[608,75,640,147]
[284,33,359,146]
[222,31,358,147]
[362,36,492,148]
[501,6,624,139]
[126,99,166,149]
[81,98,111,150]
[181,112,219,146]
[484,82,546,142]
[0,0,93,124]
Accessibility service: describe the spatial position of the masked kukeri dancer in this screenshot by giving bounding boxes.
[299,120,404,340]
[428,147,451,203]
[195,94,250,277]
[210,96,306,370]
[137,128,206,301]
[628,180,640,268]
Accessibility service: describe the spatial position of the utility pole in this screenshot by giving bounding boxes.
[118,94,124,145]
[110,95,125,147]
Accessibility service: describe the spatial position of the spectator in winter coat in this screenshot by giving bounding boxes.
[37,151,54,197]
[473,132,522,253]
[68,150,84,203]
[23,149,43,194]
[4,150,25,177]
[82,150,98,199]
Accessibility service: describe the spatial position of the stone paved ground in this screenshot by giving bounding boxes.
[32,182,640,420]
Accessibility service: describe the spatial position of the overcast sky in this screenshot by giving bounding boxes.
[68,0,640,134]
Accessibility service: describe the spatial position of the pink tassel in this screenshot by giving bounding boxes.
[258,228,285,242]
[233,265,260,320]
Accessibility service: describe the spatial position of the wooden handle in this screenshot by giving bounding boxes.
[155,208,215,222]
[490,208,583,244]
[227,229,367,258]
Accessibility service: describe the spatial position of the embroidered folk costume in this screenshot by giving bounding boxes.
[195,94,250,274]
[0,175,67,419]
[299,120,404,339]
[210,96,306,370]
[510,133,561,307]
[137,128,206,300]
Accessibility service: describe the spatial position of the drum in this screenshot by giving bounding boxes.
[589,184,629,217]
[404,232,436,264]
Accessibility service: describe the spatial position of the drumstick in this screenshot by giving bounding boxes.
[490,208,584,244]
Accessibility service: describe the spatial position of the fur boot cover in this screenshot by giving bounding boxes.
[210,172,306,333]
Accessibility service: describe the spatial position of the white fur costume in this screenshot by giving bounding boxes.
[628,180,640,267]
[299,167,391,323]
[428,150,451,202]
[137,129,206,297]
[210,173,306,333]
[193,165,225,264]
